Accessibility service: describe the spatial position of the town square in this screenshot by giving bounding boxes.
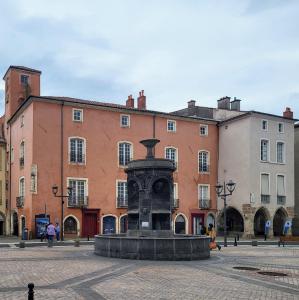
[1,1,299,299]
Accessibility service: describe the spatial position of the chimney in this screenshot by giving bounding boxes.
[230,97,241,111]
[126,95,134,108]
[188,100,196,108]
[217,96,231,110]
[137,90,146,110]
[283,107,293,119]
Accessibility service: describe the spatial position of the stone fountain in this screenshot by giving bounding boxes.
[94,139,210,260]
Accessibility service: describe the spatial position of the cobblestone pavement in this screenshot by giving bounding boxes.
[0,245,298,299]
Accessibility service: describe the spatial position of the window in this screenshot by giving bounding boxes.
[30,165,37,193]
[120,115,130,127]
[167,120,176,132]
[68,179,88,207]
[19,177,25,197]
[72,109,83,122]
[21,115,24,127]
[198,185,210,209]
[20,141,25,167]
[260,140,269,161]
[277,142,285,163]
[69,138,85,164]
[198,151,209,172]
[11,147,14,163]
[173,183,179,208]
[64,216,77,234]
[118,142,132,166]
[165,147,177,167]
[278,123,284,133]
[20,74,29,85]
[200,125,208,136]
[277,175,285,196]
[262,120,268,131]
[261,173,270,203]
[117,181,128,207]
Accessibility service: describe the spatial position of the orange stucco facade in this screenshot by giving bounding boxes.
[4,66,219,238]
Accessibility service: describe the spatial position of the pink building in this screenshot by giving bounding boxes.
[3,66,219,238]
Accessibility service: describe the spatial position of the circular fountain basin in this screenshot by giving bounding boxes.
[94,235,210,260]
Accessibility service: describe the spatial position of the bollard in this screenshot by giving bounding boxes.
[237,234,240,241]
[87,235,90,241]
[264,234,267,241]
[74,239,80,247]
[19,241,25,248]
[252,240,258,247]
[28,283,34,300]
[234,236,237,246]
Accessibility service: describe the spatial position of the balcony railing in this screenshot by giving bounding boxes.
[69,154,86,164]
[199,164,210,173]
[117,196,128,208]
[173,198,179,209]
[19,157,24,168]
[16,196,24,208]
[199,199,210,209]
[277,195,286,205]
[68,196,88,208]
[261,194,270,204]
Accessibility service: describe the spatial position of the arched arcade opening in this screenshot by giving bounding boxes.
[254,207,270,236]
[273,208,288,236]
[218,207,244,235]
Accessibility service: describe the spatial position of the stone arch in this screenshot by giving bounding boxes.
[217,206,244,234]
[273,207,288,236]
[119,214,128,234]
[254,207,270,236]
[102,214,117,234]
[0,212,5,235]
[174,213,187,234]
[64,215,80,236]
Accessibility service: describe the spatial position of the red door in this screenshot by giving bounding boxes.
[82,209,99,237]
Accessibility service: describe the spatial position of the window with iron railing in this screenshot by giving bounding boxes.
[68,179,88,207]
[198,184,210,209]
[16,196,24,208]
[198,151,209,172]
[261,173,270,204]
[165,147,178,168]
[117,181,128,208]
[118,142,132,166]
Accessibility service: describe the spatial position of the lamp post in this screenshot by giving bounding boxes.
[215,180,236,247]
[52,185,73,241]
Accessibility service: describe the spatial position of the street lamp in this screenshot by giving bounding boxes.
[215,180,236,247]
[51,185,73,241]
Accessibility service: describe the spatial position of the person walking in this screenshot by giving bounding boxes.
[208,223,221,251]
[55,223,60,241]
[47,222,55,247]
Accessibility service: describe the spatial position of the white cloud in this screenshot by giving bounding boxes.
[0,0,298,117]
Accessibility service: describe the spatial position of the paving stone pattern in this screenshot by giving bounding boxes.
[0,245,298,299]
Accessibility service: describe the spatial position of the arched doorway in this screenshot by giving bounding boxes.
[254,207,270,236]
[218,207,244,235]
[206,214,215,228]
[175,214,186,234]
[103,216,116,234]
[12,212,18,236]
[120,215,128,233]
[273,208,287,236]
[64,216,78,237]
[21,216,26,239]
[0,213,5,235]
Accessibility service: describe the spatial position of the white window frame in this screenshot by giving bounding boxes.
[260,173,270,196]
[120,114,130,128]
[260,139,269,162]
[20,140,25,159]
[199,124,208,136]
[118,141,133,167]
[261,119,268,131]
[198,184,210,200]
[276,141,285,164]
[276,174,286,196]
[278,122,284,133]
[72,108,83,122]
[68,137,86,165]
[30,165,38,194]
[173,182,178,200]
[167,120,176,132]
[198,150,210,173]
[165,147,178,168]
[116,180,128,208]
[19,177,25,197]
[66,177,88,207]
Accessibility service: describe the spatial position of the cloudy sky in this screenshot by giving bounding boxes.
[0,0,298,117]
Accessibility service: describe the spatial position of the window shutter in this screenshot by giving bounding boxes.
[261,174,269,195]
[277,175,285,196]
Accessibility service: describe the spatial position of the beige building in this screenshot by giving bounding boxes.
[0,116,6,235]
[218,109,295,237]
[293,124,299,235]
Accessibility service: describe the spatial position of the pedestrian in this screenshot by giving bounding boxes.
[55,223,60,241]
[47,222,55,247]
[201,224,207,235]
[208,223,221,251]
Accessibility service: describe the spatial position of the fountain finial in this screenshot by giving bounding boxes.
[140,139,160,159]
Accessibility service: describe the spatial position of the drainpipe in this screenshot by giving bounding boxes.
[61,101,64,241]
